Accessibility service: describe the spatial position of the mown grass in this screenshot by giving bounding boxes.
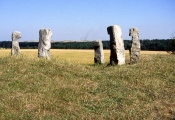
[0,49,175,119]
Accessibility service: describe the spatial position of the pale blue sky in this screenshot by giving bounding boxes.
[0,0,175,41]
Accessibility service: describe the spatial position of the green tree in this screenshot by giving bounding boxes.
[170,32,175,54]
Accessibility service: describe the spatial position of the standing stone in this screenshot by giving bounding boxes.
[38,29,52,59]
[11,31,21,56]
[107,25,125,65]
[94,40,104,64]
[129,28,140,63]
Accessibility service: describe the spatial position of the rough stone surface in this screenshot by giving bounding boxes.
[11,31,21,56]
[107,25,125,65]
[94,40,104,64]
[129,28,140,63]
[38,29,52,59]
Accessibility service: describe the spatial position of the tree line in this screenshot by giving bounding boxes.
[0,39,174,51]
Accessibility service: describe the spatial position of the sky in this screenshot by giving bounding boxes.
[0,0,175,41]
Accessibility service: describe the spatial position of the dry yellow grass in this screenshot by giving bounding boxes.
[0,49,168,64]
[140,50,168,54]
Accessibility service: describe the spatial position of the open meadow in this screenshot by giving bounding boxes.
[0,49,175,119]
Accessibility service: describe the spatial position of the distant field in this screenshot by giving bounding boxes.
[0,49,174,119]
[0,49,169,54]
[0,49,168,64]
[0,49,169,65]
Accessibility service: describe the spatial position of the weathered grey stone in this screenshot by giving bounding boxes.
[38,29,52,59]
[107,25,125,65]
[94,40,104,64]
[11,31,21,56]
[129,28,140,63]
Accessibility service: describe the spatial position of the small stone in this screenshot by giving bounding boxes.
[129,28,140,63]
[107,25,125,65]
[38,29,52,59]
[94,40,104,64]
[11,31,21,56]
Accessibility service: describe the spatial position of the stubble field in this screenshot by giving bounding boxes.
[0,49,168,64]
[0,49,174,120]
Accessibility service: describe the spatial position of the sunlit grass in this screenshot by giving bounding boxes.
[0,49,168,64]
[0,49,174,119]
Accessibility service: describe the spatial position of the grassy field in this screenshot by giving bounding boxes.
[0,49,175,119]
[0,49,168,64]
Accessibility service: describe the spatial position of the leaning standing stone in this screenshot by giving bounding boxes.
[38,29,52,59]
[11,31,21,56]
[94,40,104,64]
[129,28,140,63]
[107,25,125,65]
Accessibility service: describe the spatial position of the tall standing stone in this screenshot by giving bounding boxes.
[107,25,125,65]
[11,31,21,56]
[38,29,52,59]
[129,28,140,63]
[94,40,104,64]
